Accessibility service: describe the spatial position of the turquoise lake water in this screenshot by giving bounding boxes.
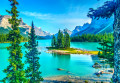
[0,40,111,80]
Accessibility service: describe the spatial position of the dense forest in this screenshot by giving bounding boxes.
[0,34,28,43]
[71,33,113,42]
[51,30,70,49]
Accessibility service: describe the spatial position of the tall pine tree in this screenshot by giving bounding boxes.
[61,31,64,48]
[51,35,57,47]
[57,30,61,48]
[2,0,27,83]
[24,21,43,83]
[64,31,70,48]
[98,40,114,66]
[57,30,64,48]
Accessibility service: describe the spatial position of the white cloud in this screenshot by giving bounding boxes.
[55,18,91,25]
[20,11,92,31]
[21,11,52,20]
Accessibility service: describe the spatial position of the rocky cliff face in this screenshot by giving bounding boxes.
[0,15,51,37]
[34,26,51,36]
[0,15,11,29]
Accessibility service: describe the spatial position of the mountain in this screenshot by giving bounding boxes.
[34,26,51,36]
[71,17,114,36]
[0,15,114,38]
[0,15,51,38]
[72,23,90,36]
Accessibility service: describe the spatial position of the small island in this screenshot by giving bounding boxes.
[47,30,99,55]
[46,47,99,55]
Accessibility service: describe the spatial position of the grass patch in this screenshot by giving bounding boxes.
[47,47,99,55]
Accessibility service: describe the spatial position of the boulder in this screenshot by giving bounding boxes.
[92,62,101,68]
[95,72,101,77]
[57,68,64,71]
[108,70,114,73]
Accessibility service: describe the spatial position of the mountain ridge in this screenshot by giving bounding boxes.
[0,15,114,38]
[71,17,113,36]
[0,15,52,38]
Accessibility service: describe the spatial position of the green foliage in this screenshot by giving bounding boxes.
[85,80,89,83]
[94,62,99,65]
[87,1,115,19]
[71,33,113,42]
[2,0,27,83]
[64,31,70,48]
[57,30,64,48]
[98,51,101,57]
[24,21,43,83]
[0,34,28,43]
[51,35,57,47]
[51,30,70,49]
[98,40,114,67]
[0,34,8,43]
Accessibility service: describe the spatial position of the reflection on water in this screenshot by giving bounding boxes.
[52,53,71,71]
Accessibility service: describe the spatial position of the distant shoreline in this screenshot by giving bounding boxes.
[46,47,99,55]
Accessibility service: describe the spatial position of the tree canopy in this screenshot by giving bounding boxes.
[87,1,116,19]
[24,22,43,83]
[2,0,27,83]
[51,30,70,49]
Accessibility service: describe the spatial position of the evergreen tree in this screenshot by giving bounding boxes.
[87,0,120,82]
[0,34,27,43]
[64,31,70,48]
[57,30,64,48]
[2,0,27,83]
[51,30,70,49]
[98,51,101,57]
[24,21,43,83]
[57,30,61,48]
[97,40,114,66]
[51,35,57,47]
[61,32,64,48]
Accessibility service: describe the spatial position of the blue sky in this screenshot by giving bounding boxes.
[0,0,108,34]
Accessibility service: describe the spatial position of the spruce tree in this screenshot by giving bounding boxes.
[64,32,70,48]
[61,31,64,48]
[51,35,57,47]
[57,30,64,48]
[24,21,43,83]
[2,0,27,83]
[57,30,61,48]
[97,40,114,66]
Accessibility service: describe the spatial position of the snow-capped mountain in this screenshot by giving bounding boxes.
[0,15,51,38]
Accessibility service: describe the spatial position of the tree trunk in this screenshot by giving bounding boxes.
[113,0,120,82]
